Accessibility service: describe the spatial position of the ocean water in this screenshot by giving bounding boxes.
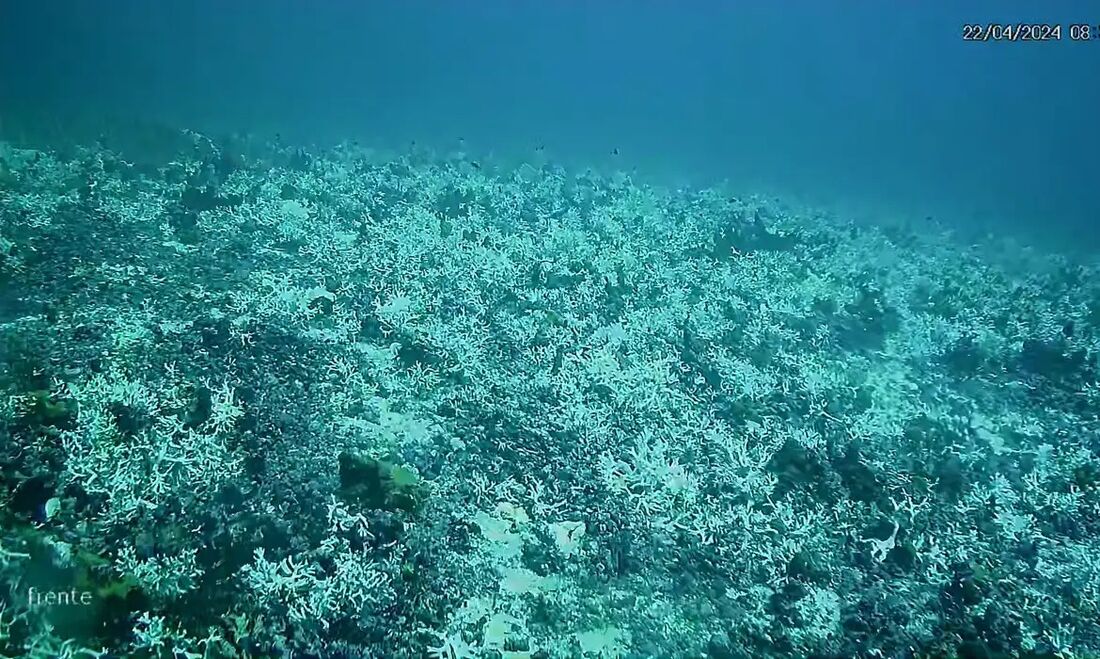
[2,3,1100,658]
[2,1,1098,249]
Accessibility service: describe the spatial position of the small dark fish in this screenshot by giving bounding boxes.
[471,161,481,170]
[611,148,620,156]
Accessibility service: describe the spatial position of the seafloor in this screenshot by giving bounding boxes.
[1,129,1098,658]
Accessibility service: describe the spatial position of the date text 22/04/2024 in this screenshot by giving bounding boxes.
[962,23,1099,41]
